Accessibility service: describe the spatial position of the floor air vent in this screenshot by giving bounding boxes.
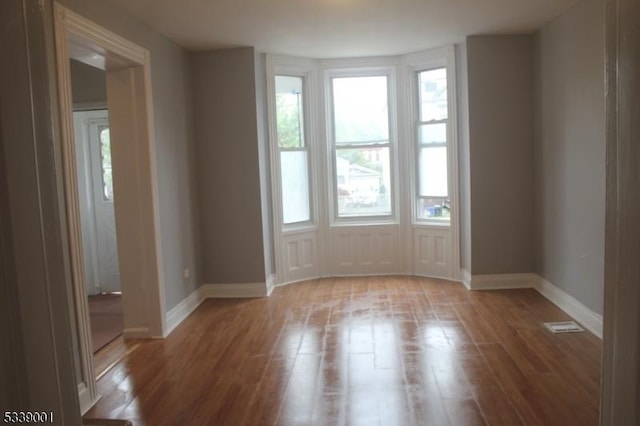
[544,321,584,333]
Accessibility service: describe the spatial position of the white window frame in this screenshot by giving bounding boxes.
[266,55,319,234]
[404,47,459,229]
[321,59,400,226]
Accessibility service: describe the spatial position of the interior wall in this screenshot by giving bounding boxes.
[69,59,106,107]
[60,0,202,310]
[191,47,266,284]
[466,35,535,275]
[534,0,605,314]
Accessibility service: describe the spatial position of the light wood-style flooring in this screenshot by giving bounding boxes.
[85,276,601,425]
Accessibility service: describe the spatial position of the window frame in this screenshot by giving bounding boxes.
[405,48,458,228]
[416,68,450,223]
[323,64,400,226]
[266,56,318,234]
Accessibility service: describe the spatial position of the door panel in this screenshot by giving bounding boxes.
[73,109,120,294]
[87,118,120,293]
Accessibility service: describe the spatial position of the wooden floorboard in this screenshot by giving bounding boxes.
[85,276,601,425]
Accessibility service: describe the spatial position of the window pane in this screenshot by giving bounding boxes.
[99,126,113,201]
[275,76,304,148]
[419,146,448,197]
[417,197,450,221]
[336,147,391,217]
[419,123,446,145]
[333,76,389,144]
[419,68,447,122]
[280,151,310,224]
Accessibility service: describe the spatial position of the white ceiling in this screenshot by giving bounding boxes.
[111,0,580,58]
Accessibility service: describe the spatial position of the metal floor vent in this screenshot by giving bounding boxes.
[544,321,584,333]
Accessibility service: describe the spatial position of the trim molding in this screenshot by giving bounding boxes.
[470,273,537,290]
[468,273,602,338]
[164,273,603,340]
[163,281,270,337]
[78,383,99,415]
[533,276,603,339]
[460,269,471,289]
[266,274,276,296]
[165,288,205,337]
[200,282,269,298]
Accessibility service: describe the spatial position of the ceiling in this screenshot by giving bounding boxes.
[111,0,580,58]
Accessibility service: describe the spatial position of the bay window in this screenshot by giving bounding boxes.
[275,75,312,225]
[329,73,394,219]
[415,67,450,222]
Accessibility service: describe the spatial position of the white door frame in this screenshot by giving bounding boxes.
[53,3,167,413]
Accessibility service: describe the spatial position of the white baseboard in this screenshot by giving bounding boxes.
[470,273,537,290]
[123,327,151,339]
[266,274,276,296]
[78,383,100,415]
[165,288,205,337]
[460,269,471,289]
[533,276,603,338]
[163,281,270,337]
[467,272,602,338]
[200,282,269,298]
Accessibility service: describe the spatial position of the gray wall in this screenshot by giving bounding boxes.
[534,0,605,314]
[192,47,267,284]
[466,35,535,275]
[69,59,106,107]
[60,0,202,310]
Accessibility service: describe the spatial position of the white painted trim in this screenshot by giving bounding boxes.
[469,273,538,290]
[77,383,99,415]
[200,282,270,298]
[266,274,276,296]
[162,280,273,337]
[534,276,603,338]
[53,3,98,411]
[467,273,603,338]
[165,288,205,337]
[54,5,167,415]
[460,269,471,289]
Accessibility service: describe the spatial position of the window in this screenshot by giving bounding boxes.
[99,126,113,201]
[275,75,311,225]
[330,75,393,218]
[416,68,449,222]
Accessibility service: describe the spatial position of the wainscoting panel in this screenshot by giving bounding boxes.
[282,230,320,283]
[413,227,450,278]
[329,225,400,275]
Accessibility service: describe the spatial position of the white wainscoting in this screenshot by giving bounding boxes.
[329,225,400,276]
[413,227,450,279]
[281,230,320,284]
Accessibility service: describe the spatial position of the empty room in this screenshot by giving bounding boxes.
[2,0,638,425]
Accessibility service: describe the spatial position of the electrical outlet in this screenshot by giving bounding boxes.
[183,268,190,280]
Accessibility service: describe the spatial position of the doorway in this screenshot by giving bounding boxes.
[53,4,167,414]
[71,105,124,371]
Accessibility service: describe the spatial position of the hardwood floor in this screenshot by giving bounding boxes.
[93,336,141,380]
[84,276,601,425]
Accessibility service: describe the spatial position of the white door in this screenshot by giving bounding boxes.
[73,110,121,294]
